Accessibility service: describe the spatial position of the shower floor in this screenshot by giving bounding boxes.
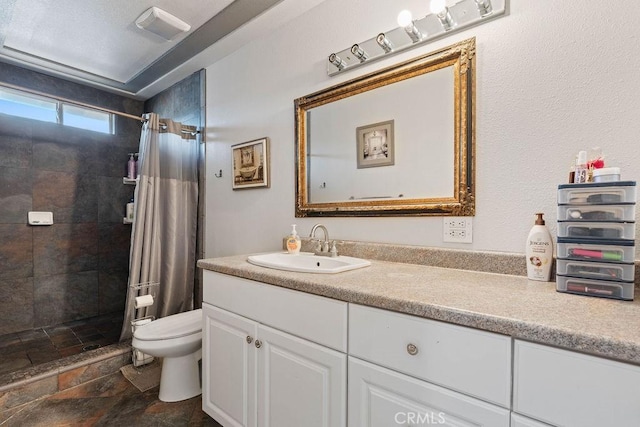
[0,312,123,376]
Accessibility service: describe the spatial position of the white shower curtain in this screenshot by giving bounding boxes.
[120,113,199,340]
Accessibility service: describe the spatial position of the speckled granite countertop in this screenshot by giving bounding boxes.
[197,254,640,365]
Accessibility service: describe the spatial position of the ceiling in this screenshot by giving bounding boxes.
[0,0,283,99]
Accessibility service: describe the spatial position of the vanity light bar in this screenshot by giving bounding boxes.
[327,0,506,76]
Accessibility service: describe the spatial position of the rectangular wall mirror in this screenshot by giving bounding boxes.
[295,38,475,216]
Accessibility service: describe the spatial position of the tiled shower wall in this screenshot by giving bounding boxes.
[0,62,144,335]
[144,70,205,307]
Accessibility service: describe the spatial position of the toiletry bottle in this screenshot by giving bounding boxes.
[526,213,553,281]
[573,151,588,183]
[127,153,136,179]
[126,198,135,221]
[286,224,301,254]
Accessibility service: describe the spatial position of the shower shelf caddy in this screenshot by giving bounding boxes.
[123,177,137,224]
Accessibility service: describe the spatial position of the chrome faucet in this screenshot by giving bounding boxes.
[309,224,338,257]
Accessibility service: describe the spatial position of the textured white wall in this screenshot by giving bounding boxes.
[205,0,640,258]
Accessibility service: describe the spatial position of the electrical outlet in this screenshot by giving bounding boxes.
[443,217,473,243]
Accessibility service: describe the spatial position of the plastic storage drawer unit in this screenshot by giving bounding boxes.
[557,181,637,205]
[556,259,634,282]
[556,221,635,241]
[556,238,635,263]
[557,204,636,222]
[556,275,634,300]
[556,181,636,300]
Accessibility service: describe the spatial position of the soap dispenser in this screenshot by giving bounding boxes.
[526,213,553,281]
[127,153,136,179]
[286,224,301,255]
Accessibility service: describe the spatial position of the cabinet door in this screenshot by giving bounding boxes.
[348,357,510,427]
[203,303,258,427]
[257,324,347,427]
[513,340,640,427]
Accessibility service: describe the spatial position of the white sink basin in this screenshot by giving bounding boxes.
[247,252,371,274]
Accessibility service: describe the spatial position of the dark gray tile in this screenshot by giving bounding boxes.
[34,271,99,326]
[145,72,201,123]
[95,144,137,177]
[27,347,61,365]
[0,224,33,279]
[0,277,33,335]
[0,113,33,140]
[115,116,145,140]
[16,328,47,343]
[33,138,97,174]
[33,223,98,276]
[98,176,135,223]
[51,333,82,349]
[43,324,72,336]
[0,167,32,223]
[32,170,98,223]
[98,223,131,272]
[0,332,21,347]
[0,134,32,169]
[99,270,128,315]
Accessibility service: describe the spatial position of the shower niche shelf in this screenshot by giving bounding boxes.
[123,177,137,224]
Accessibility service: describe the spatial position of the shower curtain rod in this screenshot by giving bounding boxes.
[0,81,200,135]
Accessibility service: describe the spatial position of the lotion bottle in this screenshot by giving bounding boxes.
[127,153,136,179]
[286,224,301,254]
[526,213,553,281]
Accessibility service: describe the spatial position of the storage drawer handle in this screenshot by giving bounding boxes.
[407,343,419,356]
[246,336,253,344]
[255,340,262,348]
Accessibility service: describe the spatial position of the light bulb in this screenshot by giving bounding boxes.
[430,0,447,14]
[397,10,413,27]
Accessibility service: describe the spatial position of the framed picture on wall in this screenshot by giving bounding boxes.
[356,120,395,169]
[232,137,270,189]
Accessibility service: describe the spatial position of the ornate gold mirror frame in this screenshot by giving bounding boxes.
[295,38,475,217]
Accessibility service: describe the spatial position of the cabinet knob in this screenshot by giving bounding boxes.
[246,336,253,344]
[255,340,262,348]
[406,343,419,356]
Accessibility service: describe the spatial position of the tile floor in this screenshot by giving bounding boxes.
[0,312,123,376]
[1,370,222,426]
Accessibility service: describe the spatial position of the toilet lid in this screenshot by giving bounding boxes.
[134,308,202,341]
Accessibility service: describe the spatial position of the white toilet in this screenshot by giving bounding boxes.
[132,308,203,402]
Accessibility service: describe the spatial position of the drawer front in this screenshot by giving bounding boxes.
[203,271,347,352]
[348,357,510,427]
[513,340,640,427]
[348,304,511,407]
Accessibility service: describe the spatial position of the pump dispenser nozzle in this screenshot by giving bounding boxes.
[534,213,545,226]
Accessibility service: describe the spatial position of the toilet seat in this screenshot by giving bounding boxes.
[134,308,202,341]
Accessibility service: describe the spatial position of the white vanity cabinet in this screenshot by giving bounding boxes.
[201,267,640,427]
[513,340,640,427]
[348,304,511,427]
[202,271,347,427]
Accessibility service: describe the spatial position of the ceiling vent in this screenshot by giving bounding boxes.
[135,7,191,41]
